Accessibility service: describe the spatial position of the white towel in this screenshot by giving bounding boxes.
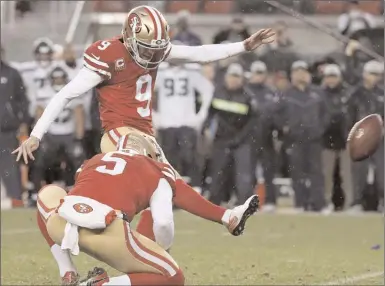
[61,222,80,255]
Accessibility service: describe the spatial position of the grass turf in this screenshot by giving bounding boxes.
[1,209,383,285]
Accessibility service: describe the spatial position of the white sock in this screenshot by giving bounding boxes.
[221,209,231,225]
[50,244,77,277]
[104,275,131,285]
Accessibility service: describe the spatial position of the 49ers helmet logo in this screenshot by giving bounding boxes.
[73,203,93,214]
[128,13,142,33]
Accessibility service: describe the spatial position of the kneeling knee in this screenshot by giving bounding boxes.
[169,269,185,286]
[37,185,67,218]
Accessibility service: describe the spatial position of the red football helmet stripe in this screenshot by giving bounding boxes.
[123,134,129,149]
[153,8,165,40]
[142,6,158,40]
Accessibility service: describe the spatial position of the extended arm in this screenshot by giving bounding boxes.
[150,178,174,250]
[167,28,275,64]
[167,42,245,64]
[31,67,103,140]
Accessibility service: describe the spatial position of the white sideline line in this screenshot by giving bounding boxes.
[321,271,384,285]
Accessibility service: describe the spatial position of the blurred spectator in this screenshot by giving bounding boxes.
[172,10,202,46]
[155,62,214,189]
[16,0,32,17]
[61,44,80,70]
[212,41,239,86]
[347,60,384,212]
[338,0,376,36]
[10,38,56,118]
[207,63,257,206]
[236,0,314,14]
[321,64,353,210]
[260,21,299,75]
[272,70,290,93]
[342,27,381,95]
[60,43,99,157]
[213,15,250,44]
[32,66,85,197]
[211,16,256,69]
[310,57,338,86]
[0,46,30,207]
[30,38,57,112]
[33,38,55,69]
[276,61,328,212]
[246,61,279,212]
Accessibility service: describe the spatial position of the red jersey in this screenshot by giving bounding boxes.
[69,151,176,221]
[83,37,158,135]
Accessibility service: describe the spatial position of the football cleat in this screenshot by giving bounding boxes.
[61,271,79,286]
[227,195,259,236]
[80,267,109,286]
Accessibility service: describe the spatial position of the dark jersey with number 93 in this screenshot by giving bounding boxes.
[83,36,159,135]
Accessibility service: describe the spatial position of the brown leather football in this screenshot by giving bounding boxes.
[347,114,384,161]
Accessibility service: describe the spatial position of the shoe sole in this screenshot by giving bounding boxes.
[232,195,259,236]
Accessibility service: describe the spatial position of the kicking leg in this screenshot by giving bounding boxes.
[37,185,78,285]
[137,179,259,238]
[102,128,259,236]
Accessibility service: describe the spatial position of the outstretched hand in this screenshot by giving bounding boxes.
[12,136,40,164]
[244,28,276,52]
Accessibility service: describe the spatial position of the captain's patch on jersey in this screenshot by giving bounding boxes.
[115,58,126,71]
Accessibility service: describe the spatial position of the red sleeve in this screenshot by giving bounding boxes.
[83,40,115,80]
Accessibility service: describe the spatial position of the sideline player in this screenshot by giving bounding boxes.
[154,58,214,190]
[32,65,85,193]
[37,134,184,285]
[14,6,272,241]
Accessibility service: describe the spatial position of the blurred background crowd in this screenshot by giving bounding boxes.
[1,0,384,214]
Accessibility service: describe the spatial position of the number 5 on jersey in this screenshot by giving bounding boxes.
[96,151,131,175]
[135,74,152,118]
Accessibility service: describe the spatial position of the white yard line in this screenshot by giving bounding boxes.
[321,271,384,285]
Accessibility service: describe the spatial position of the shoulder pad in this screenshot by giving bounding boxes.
[83,38,122,79]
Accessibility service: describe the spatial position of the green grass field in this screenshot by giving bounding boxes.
[1,209,384,285]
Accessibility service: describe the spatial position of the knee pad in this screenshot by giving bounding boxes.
[37,185,67,221]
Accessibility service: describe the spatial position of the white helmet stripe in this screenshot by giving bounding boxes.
[145,6,162,40]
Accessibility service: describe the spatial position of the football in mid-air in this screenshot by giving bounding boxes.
[347,114,384,161]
